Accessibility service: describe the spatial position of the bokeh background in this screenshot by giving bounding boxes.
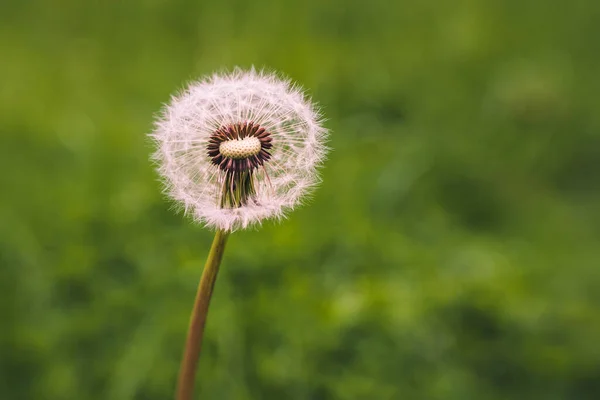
[1,0,599,399]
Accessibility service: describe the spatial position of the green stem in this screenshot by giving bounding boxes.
[176,229,230,400]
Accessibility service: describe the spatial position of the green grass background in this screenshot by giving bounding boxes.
[1,0,599,399]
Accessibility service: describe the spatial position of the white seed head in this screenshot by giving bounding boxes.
[150,68,329,231]
[219,137,261,159]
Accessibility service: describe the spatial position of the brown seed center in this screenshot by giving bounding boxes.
[206,122,273,172]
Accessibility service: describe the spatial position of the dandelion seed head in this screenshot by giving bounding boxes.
[150,68,329,231]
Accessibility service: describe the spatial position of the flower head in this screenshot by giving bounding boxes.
[151,68,328,231]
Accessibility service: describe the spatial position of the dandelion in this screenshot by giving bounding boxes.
[149,68,328,400]
[152,68,328,231]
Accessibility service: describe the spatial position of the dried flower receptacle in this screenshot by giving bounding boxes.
[207,122,273,208]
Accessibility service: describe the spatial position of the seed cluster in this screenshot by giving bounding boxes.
[207,122,272,172]
[219,137,262,160]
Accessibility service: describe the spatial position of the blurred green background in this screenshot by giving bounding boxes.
[1,0,599,399]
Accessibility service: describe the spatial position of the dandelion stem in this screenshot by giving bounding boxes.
[176,229,230,400]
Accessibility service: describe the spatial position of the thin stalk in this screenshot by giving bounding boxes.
[176,229,230,400]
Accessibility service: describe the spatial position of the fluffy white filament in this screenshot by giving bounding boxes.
[151,68,329,231]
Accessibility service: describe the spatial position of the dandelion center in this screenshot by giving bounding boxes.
[206,121,273,209]
[207,122,272,172]
[219,137,262,160]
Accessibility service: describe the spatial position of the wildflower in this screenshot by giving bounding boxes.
[150,68,329,400]
[151,68,328,231]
